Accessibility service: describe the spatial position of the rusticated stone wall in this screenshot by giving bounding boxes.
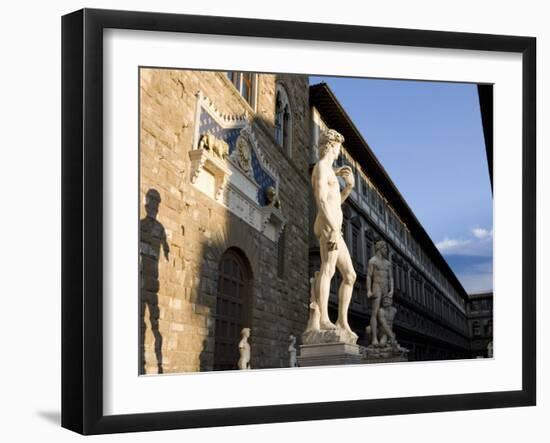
[139,68,311,373]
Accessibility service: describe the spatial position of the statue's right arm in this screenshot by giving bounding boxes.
[312,165,339,233]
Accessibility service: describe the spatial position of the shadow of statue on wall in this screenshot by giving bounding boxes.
[139,189,170,374]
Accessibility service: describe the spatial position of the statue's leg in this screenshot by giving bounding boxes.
[377,308,393,344]
[335,236,357,335]
[370,288,381,345]
[317,236,338,330]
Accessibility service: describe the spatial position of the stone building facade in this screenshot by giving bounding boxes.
[309,83,472,361]
[467,292,494,357]
[140,69,311,373]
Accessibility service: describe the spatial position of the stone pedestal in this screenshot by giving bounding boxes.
[298,342,365,367]
[363,344,409,364]
[301,328,358,346]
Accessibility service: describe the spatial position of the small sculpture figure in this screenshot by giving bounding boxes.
[288,334,297,367]
[197,132,229,159]
[310,129,357,341]
[377,296,399,349]
[238,327,251,370]
[265,186,282,210]
[366,240,393,346]
[364,296,407,359]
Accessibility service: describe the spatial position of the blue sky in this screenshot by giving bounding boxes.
[309,76,493,293]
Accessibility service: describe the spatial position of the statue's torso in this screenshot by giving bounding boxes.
[312,162,343,234]
[371,256,391,287]
[239,339,250,358]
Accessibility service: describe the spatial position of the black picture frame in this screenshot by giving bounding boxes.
[61,8,536,435]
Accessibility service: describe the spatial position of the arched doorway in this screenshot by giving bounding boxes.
[213,248,253,370]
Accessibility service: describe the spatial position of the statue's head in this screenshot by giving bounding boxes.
[266,186,277,202]
[382,296,393,308]
[145,189,161,218]
[318,129,344,159]
[289,334,296,343]
[374,240,388,257]
[241,327,251,338]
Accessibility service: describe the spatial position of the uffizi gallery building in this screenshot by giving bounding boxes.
[139,68,493,374]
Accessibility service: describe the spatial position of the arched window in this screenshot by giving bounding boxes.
[214,248,253,370]
[274,84,292,156]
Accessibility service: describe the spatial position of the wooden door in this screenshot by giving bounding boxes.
[213,249,251,370]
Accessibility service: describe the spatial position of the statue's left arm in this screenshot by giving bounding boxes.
[340,184,353,203]
[335,166,354,203]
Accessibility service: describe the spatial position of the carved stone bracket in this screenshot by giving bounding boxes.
[188,148,232,201]
[260,205,287,243]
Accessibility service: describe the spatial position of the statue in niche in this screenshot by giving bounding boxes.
[235,135,252,172]
[197,132,229,159]
[265,186,281,210]
[304,129,357,344]
[366,240,394,346]
[238,327,251,370]
[288,334,297,367]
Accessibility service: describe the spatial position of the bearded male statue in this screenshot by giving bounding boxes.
[366,239,394,346]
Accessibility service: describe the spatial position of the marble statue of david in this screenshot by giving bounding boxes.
[310,129,357,342]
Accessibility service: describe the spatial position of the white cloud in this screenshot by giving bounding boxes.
[436,227,494,291]
[436,238,471,252]
[436,226,493,255]
[472,227,493,240]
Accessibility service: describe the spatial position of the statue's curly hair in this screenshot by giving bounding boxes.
[318,129,345,157]
[374,239,387,253]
